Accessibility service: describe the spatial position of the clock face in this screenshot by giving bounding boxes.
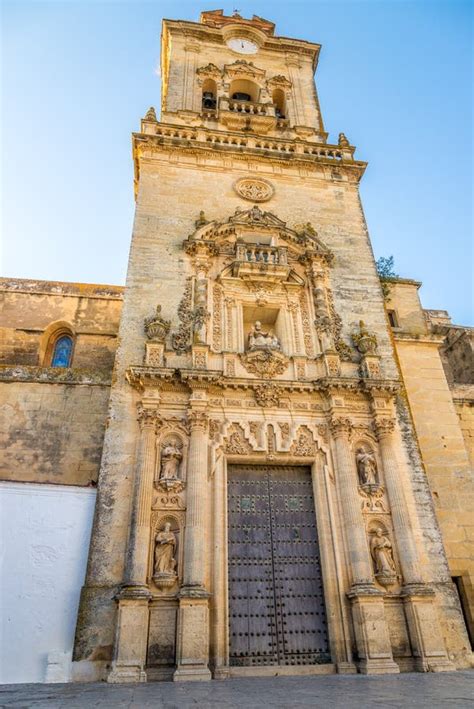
[227,38,258,54]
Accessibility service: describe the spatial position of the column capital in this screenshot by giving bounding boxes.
[329,416,353,439]
[136,405,160,430]
[187,409,209,432]
[373,417,396,440]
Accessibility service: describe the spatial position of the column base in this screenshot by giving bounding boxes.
[107,665,147,683]
[336,662,358,674]
[358,658,400,675]
[402,584,456,673]
[174,589,211,682]
[348,583,400,675]
[173,666,212,682]
[106,587,150,684]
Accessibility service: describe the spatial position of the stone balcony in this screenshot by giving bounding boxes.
[232,243,290,282]
[218,97,277,133]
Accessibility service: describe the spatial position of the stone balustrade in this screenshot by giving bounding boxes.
[235,243,288,265]
[219,97,276,117]
[139,123,358,165]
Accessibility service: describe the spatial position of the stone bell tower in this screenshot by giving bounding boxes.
[73,9,471,683]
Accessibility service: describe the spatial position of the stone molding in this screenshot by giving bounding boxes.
[0,365,111,386]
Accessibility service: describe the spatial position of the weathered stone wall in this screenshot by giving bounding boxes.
[0,279,123,486]
[388,281,474,643]
[0,279,123,369]
[452,388,474,469]
[0,378,111,486]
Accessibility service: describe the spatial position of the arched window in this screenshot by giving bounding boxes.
[229,79,259,103]
[272,88,286,119]
[202,78,217,110]
[51,335,74,368]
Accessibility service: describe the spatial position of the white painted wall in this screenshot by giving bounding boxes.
[0,482,96,683]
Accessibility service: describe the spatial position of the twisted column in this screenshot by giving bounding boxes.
[122,406,158,593]
[374,418,421,585]
[329,417,374,588]
[182,409,209,591]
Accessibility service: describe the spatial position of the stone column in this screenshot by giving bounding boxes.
[374,417,455,672]
[108,406,158,683]
[174,408,211,681]
[330,416,398,674]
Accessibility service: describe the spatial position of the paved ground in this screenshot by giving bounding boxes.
[0,672,473,709]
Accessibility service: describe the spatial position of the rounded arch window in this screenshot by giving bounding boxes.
[201,78,217,110]
[51,334,74,368]
[272,88,286,118]
[229,79,259,103]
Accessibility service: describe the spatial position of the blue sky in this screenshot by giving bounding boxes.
[2,0,472,324]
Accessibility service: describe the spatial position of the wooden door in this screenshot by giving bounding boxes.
[227,465,330,667]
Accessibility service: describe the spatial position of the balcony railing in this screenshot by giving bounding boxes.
[235,243,288,265]
[219,97,276,117]
[137,123,359,166]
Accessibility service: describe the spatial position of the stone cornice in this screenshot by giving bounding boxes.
[162,19,321,67]
[0,365,112,386]
[393,333,444,346]
[0,277,124,300]
[126,366,177,392]
[132,127,366,187]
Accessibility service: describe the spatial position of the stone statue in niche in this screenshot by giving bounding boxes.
[248,321,281,352]
[153,522,178,589]
[356,447,378,487]
[370,527,396,585]
[160,441,182,481]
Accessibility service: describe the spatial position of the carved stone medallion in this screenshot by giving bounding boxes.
[234,177,274,203]
[240,349,289,379]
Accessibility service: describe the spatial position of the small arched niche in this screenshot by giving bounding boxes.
[229,79,259,103]
[272,88,286,118]
[201,78,217,110]
[156,433,185,484]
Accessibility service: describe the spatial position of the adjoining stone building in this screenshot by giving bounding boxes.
[0,9,472,683]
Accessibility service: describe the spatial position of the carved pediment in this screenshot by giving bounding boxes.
[266,74,292,90]
[229,205,286,229]
[196,63,222,79]
[224,60,266,81]
[183,207,334,268]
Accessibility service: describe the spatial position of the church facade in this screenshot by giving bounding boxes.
[1,10,472,683]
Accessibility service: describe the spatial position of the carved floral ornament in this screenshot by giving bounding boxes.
[233,177,275,203]
[222,422,322,457]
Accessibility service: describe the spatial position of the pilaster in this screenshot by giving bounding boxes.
[329,416,399,674]
[174,404,212,681]
[374,416,455,672]
[108,405,159,683]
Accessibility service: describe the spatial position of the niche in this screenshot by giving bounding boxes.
[202,78,217,109]
[242,305,287,354]
[229,79,259,103]
[272,88,286,118]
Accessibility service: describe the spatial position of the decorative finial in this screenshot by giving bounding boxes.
[144,304,171,342]
[352,320,378,355]
[144,106,157,122]
[338,132,350,147]
[195,210,208,228]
